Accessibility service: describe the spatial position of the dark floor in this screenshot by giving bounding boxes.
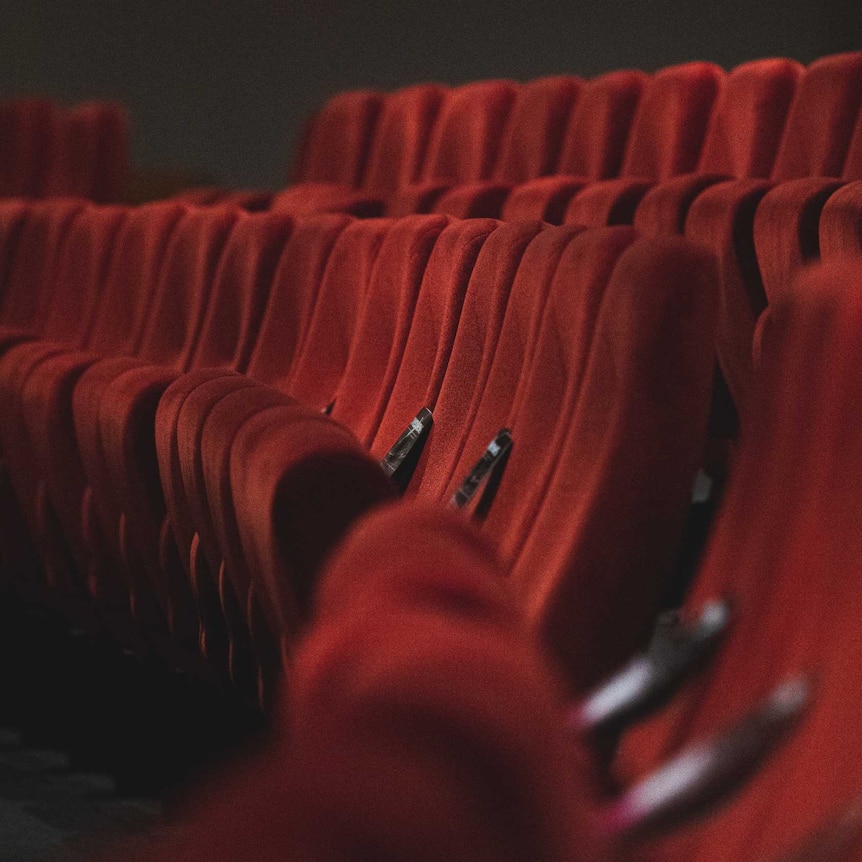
[0,728,164,862]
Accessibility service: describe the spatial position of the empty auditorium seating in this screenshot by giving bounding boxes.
[4,48,862,862]
[0,98,129,201]
[619,261,862,862]
[273,84,446,216]
[424,75,582,218]
[675,52,862,413]
[289,89,384,187]
[501,62,723,224]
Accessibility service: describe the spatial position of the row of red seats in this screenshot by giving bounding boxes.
[97,254,862,862]
[215,52,862,439]
[0,200,717,711]
[0,98,128,202]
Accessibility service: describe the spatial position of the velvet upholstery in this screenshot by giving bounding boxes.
[512,237,719,691]
[501,71,647,222]
[368,218,497,459]
[329,215,448,444]
[387,81,517,216]
[274,84,447,216]
[634,58,803,237]
[620,262,862,862]
[442,225,584,499]
[562,62,724,228]
[680,52,862,413]
[290,89,383,186]
[479,227,638,565]
[405,221,545,500]
[431,77,582,218]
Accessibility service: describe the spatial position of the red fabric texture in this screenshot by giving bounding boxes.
[290,89,383,186]
[431,77,582,218]
[634,58,803,237]
[619,262,862,862]
[40,101,130,202]
[512,236,719,692]
[562,62,723,229]
[479,227,638,565]
[287,218,392,409]
[442,225,584,499]
[228,407,396,656]
[107,504,605,861]
[329,215,448,445]
[502,71,647,222]
[0,99,55,197]
[387,81,517,215]
[820,180,862,259]
[274,84,447,216]
[10,205,186,642]
[369,218,497,459]
[405,221,545,500]
[681,53,862,414]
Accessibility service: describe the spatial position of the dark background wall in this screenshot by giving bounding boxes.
[1,1,860,189]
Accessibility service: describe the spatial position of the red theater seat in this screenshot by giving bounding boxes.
[560,61,723,227]
[40,102,130,202]
[681,51,862,414]
[367,218,498,460]
[430,76,582,218]
[274,84,446,216]
[289,89,383,187]
[108,506,604,862]
[475,227,638,562]
[387,80,517,215]
[0,99,55,198]
[10,204,186,615]
[0,205,124,621]
[633,57,802,237]
[158,217,443,687]
[404,220,548,500]
[501,70,647,222]
[66,208,238,643]
[619,261,862,862]
[439,224,585,501]
[509,236,719,691]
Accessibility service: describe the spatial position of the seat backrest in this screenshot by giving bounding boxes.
[38,205,127,347]
[836,102,862,181]
[244,214,352,386]
[406,221,545,501]
[288,602,602,862]
[0,98,55,197]
[40,102,129,201]
[134,207,239,368]
[697,58,803,178]
[370,218,497,460]
[290,89,383,186]
[287,218,394,411]
[480,227,638,565]
[620,61,723,181]
[442,225,585,500]
[417,80,518,184]
[362,84,448,191]
[0,199,87,329]
[554,70,647,180]
[512,236,719,692]
[330,215,449,446]
[189,212,295,371]
[0,201,32,303]
[490,76,582,183]
[621,262,862,862]
[770,52,862,181]
[315,503,517,630]
[83,202,188,356]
